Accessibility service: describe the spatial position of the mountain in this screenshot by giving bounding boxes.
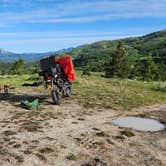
[122,29,166,58]
[0,48,12,55]
[0,47,75,62]
[67,29,166,59]
[60,29,166,71]
[0,49,20,62]
[0,49,55,62]
[0,29,166,63]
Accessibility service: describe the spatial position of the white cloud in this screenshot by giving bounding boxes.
[0,29,143,52]
[2,27,161,40]
[0,34,140,51]
[0,0,166,25]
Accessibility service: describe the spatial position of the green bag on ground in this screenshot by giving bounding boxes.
[20,99,39,110]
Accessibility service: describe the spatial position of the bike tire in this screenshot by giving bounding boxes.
[51,89,62,105]
[65,86,72,97]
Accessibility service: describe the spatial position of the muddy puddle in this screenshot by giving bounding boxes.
[112,116,165,132]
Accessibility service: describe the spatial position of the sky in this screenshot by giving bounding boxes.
[0,0,166,53]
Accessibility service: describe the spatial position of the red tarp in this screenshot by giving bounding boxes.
[55,56,75,82]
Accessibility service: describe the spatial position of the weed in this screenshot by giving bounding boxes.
[11,112,26,120]
[3,137,10,142]
[39,147,54,154]
[31,140,39,144]
[13,144,21,148]
[112,135,125,140]
[22,141,29,144]
[23,150,32,154]
[66,153,77,160]
[121,129,135,137]
[14,155,24,163]
[92,127,100,131]
[35,153,47,162]
[93,141,104,146]
[8,141,16,145]
[81,157,108,166]
[151,83,166,93]
[27,74,39,81]
[78,118,85,121]
[20,120,42,132]
[3,130,17,136]
[96,131,108,137]
[74,137,82,142]
[72,121,78,124]
[81,163,93,166]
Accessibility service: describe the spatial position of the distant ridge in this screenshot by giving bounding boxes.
[0,29,166,62]
[0,47,75,62]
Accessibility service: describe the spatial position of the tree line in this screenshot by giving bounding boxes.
[0,43,165,81]
[105,42,166,81]
[0,58,40,75]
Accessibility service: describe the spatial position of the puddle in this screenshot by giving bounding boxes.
[112,116,165,132]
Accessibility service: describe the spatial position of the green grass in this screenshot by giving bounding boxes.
[72,71,166,110]
[0,71,166,111]
[150,82,166,93]
[121,129,135,137]
[0,74,36,86]
[66,153,77,160]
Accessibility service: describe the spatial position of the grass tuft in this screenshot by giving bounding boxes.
[36,153,47,161]
[3,130,17,136]
[151,83,166,93]
[121,129,135,137]
[66,153,77,160]
[39,147,54,154]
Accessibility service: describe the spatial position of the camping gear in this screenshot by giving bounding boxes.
[55,56,75,82]
[39,55,75,105]
[20,99,39,110]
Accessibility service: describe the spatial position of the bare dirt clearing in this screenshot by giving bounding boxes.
[0,87,166,166]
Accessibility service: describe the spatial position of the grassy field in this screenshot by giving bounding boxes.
[0,71,166,111]
[0,74,38,86]
[0,71,166,165]
[73,71,166,110]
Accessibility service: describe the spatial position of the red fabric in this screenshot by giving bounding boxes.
[55,56,75,82]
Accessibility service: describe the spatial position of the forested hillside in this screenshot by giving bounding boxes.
[0,29,166,81]
[65,30,166,70]
[123,30,166,59]
[62,30,166,80]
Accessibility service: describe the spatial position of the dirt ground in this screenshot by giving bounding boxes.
[0,87,165,166]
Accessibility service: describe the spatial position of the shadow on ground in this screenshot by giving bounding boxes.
[0,93,50,104]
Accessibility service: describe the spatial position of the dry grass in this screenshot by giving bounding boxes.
[121,129,135,137]
[0,71,166,111]
[72,71,166,110]
[19,120,43,132]
[38,147,54,154]
[66,153,77,160]
[3,130,17,136]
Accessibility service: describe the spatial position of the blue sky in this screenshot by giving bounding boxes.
[0,0,166,53]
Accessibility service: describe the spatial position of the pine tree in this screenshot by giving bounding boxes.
[133,56,159,81]
[157,62,166,81]
[10,57,25,75]
[105,41,129,78]
[143,56,158,81]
